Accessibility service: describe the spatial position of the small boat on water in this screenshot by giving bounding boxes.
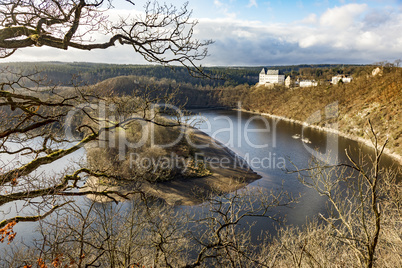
[292,134,300,139]
[292,133,311,144]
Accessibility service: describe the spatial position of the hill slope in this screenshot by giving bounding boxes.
[237,67,402,160]
[88,67,402,159]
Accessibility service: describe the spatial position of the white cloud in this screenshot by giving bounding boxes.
[320,3,367,28]
[357,31,379,48]
[4,3,402,66]
[299,13,318,25]
[212,0,237,19]
[214,0,223,8]
[191,3,402,65]
[247,0,258,8]
[299,35,320,48]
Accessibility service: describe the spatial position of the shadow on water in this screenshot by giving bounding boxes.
[189,109,401,241]
[1,109,401,251]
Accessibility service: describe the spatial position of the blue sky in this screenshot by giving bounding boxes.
[191,0,399,23]
[6,0,402,66]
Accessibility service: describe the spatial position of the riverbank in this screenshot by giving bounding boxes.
[82,127,261,204]
[223,67,402,166]
[235,108,402,166]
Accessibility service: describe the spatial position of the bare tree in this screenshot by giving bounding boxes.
[0,187,297,267]
[184,188,296,268]
[288,121,398,268]
[0,0,212,74]
[0,78,181,236]
[0,0,211,239]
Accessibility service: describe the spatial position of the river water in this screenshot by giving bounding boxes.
[1,109,400,250]
[186,109,401,234]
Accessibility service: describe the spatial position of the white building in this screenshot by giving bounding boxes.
[285,76,291,88]
[300,80,318,87]
[259,68,285,85]
[331,75,353,84]
[372,67,383,77]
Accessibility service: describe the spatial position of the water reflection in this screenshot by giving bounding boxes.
[1,109,400,250]
[189,109,401,232]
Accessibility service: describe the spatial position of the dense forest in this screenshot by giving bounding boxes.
[2,61,400,156]
[1,61,401,267]
[0,61,259,87]
[0,61,374,108]
[88,63,402,158]
[231,66,402,159]
[0,61,367,87]
[1,0,400,264]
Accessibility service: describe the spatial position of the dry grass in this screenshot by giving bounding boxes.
[236,67,402,158]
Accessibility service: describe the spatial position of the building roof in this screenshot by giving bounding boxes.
[260,68,266,74]
[267,70,279,75]
[333,74,352,78]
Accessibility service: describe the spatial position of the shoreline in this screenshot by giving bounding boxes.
[234,108,402,165]
[141,127,262,205]
[82,127,261,204]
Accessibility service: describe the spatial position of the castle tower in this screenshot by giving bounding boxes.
[259,68,266,84]
[285,76,291,88]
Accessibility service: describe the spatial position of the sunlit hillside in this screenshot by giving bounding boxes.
[239,67,402,157]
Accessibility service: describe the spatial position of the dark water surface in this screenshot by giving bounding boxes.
[184,109,401,237]
[1,109,400,250]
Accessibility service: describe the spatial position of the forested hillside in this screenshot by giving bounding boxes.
[0,61,364,87]
[2,61,399,156]
[92,75,224,108]
[0,62,259,87]
[232,66,402,158]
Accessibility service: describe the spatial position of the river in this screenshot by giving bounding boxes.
[1,109,400,251]
[185,109,401,234]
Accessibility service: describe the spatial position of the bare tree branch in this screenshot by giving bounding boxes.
[0,0,212,75]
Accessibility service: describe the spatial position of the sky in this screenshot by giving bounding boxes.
[5,0,402,66]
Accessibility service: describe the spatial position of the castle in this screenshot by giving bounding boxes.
[259,68,285,85]
[259,68,354,88]
[331,75,353,84]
